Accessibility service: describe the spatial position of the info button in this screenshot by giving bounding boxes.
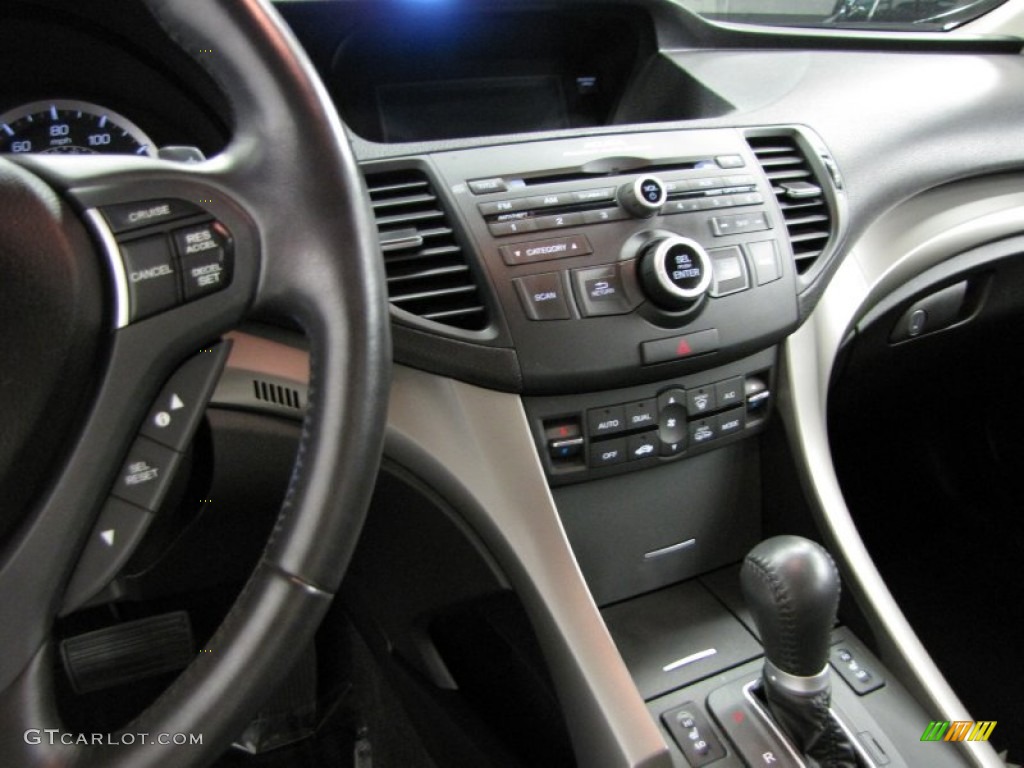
[499,235,592,266]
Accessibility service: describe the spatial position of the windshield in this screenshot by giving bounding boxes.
[674,0,1009,31]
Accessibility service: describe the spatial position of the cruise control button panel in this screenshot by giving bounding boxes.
[94,199,235,326]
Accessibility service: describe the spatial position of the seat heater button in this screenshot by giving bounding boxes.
[119,235,180,321]
[110,436,183,512]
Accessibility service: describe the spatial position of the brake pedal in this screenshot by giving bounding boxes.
[60,611,194,695]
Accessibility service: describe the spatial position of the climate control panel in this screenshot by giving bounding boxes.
[525,349,775,485]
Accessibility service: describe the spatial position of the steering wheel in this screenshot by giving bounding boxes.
[0,1,389,765]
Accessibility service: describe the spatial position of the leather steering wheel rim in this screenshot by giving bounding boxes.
[0,1,390,766]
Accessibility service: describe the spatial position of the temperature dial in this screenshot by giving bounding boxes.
[618,175,667,218]
[639,235,713,311]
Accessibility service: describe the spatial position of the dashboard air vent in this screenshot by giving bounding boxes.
[253,379,302,411]
[364,168,488,331]
[747,134,834,275]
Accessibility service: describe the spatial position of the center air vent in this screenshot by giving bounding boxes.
[747,133,836,276]
[364,168,488,331]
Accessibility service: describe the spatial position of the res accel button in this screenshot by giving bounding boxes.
[172,221,233,300]
[119,235,180,321]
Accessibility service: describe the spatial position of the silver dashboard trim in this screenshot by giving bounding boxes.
[385,364,671,768]
[781,175,1024,768]
[84,208,130,329]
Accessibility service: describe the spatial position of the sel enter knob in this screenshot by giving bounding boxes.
[639,235,713,311]
[618,175,667,218]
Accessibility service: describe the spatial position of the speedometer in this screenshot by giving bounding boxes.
[0,99,156,156]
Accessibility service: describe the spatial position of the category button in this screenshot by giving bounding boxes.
[499,235,592,266]
[513,272,570,320]
[119,235,180,321]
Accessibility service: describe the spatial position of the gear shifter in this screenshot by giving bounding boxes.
[741,535,857,767]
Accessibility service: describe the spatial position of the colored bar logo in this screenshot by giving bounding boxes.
[921,721,997,742]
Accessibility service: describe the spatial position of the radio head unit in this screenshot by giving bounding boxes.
[427,130,805,392]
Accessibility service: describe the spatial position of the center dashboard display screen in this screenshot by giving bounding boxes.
[377,76,570,142]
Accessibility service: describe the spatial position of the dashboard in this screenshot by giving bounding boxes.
[2,0,1022,767]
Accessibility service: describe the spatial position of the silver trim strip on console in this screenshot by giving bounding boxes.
[780,175,1024,768]
[662,647,716,673]
[644,538,696,560]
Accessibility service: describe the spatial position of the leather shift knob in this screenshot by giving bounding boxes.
[741,535,840,677]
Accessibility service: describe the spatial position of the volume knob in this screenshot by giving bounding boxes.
[639,235,713,311]
[618,175,667,218]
